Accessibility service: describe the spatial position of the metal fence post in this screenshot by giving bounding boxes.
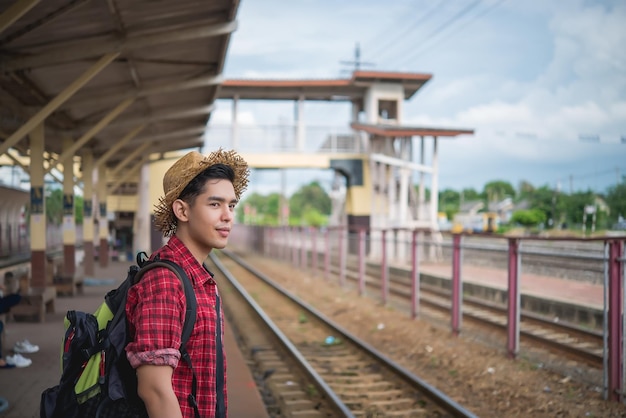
[358,228,366,295]
[381,229,388,305]
[312,227,318,275]
[300,227,307,269]
[324,228,330,281]
[338,227,345,287]
[451,234,463,335]
[607,239,624,402]
[507,238,521,358]
[411,229,420,319]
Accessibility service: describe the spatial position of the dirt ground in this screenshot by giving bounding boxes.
[239,253,626,418]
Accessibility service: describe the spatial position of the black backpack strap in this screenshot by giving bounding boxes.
[133,260,200,418]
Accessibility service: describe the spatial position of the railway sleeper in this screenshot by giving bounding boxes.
[277,398,325,418]
[345,397,421,412]
[322,373,386,384]
[331,381,394,392]
[338,389,404,401]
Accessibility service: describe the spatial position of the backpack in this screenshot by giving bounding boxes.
[40,253,199,418]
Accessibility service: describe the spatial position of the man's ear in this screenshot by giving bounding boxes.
[172,199,189,223]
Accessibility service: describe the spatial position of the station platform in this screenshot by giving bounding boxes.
[407,261,604,327]
[0,259,268,418]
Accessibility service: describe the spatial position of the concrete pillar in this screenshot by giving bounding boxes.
[29,123,47,288]
[134,161,151,255]
[97,164,109,267]
[430,136,439,229]
[295,95,305,152]
[62,137,76,277]
[82,152,95,276]
[231,94,239,150]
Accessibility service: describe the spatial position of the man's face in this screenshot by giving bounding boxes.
[184,178,237,253]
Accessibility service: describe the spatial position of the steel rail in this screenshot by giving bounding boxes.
[220,249,479,418]
[209,251,355,417]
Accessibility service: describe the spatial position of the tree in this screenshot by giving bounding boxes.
[460,188,480,203]
[510,209,546,228]
[45,188,84,225]
[517,180,535,200]
[46,188,63,225]
[605,183,626,223]
[237,192,282,225]
[289,181,331,219]
[439,188,460,220]
[483,180,515,203]
[562,191,595,226]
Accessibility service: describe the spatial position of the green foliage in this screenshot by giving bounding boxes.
[237,192,283,225]
[510,209,547,227]
[483,180,515,202]
[439,188,460,220]
[46,188,63,225]
[605,183,626,223]
[289,181,331,218]
[460,188,480,202]
[562,191,595,225]
[517,180,535,199]
[44,189,84,225]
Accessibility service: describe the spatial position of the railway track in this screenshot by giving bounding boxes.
[326,256,604,368]
[209,250,479,418]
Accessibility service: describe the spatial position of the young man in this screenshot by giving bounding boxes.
[125,149,249,418]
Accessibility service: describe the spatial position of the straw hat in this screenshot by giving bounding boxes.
[153,149,249,236]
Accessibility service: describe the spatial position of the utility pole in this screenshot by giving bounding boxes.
[340,43,375,73]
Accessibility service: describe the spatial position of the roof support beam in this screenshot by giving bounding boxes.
[46,97,135,174]
[370,153,433,174]
[94,124,146,167]
[2,20,237,71]
[0,0,39,33]
[0,52,119,156]
[65,74,223,109]
[102,104,214,130]
[108,141,152,178]
[107,154,150,195]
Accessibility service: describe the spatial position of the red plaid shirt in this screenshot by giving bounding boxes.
[126,236,227,417]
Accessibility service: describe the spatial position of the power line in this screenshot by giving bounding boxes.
[367,0,447,62]
[393,0,485,69]
[360,0,431,56]
[395,0,509,66]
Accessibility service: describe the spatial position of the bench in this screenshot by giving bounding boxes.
[10,286,57,323]
[53,269,84,297]
[48,257,84,297]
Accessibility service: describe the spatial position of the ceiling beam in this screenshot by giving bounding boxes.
[0,52,119,156]
[1,20,237,71]
[0,0,39,33]
[64,73,223,109]
[46,98,135,174]
[98,104,214,130]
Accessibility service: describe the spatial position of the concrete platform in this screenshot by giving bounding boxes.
[391,261,605,328]
[0,259,268,418]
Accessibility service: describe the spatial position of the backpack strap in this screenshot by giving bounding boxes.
[133,259,200,418]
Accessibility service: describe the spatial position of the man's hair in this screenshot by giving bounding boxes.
[178,163,236,206]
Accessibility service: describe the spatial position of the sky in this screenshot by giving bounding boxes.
[206,0,626,197]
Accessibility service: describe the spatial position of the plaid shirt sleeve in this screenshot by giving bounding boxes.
[125,266,186,369]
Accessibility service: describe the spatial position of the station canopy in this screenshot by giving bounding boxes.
[0,0,239,193]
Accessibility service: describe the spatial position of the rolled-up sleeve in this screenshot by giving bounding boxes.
[126,268,186,369]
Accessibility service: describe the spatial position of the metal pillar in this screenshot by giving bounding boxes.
[507,238,521,358]
[451,234,463,335]
[381,229,388,305]
[358,229,366,295]
[606,240,624,402]
[411,229,421,319]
